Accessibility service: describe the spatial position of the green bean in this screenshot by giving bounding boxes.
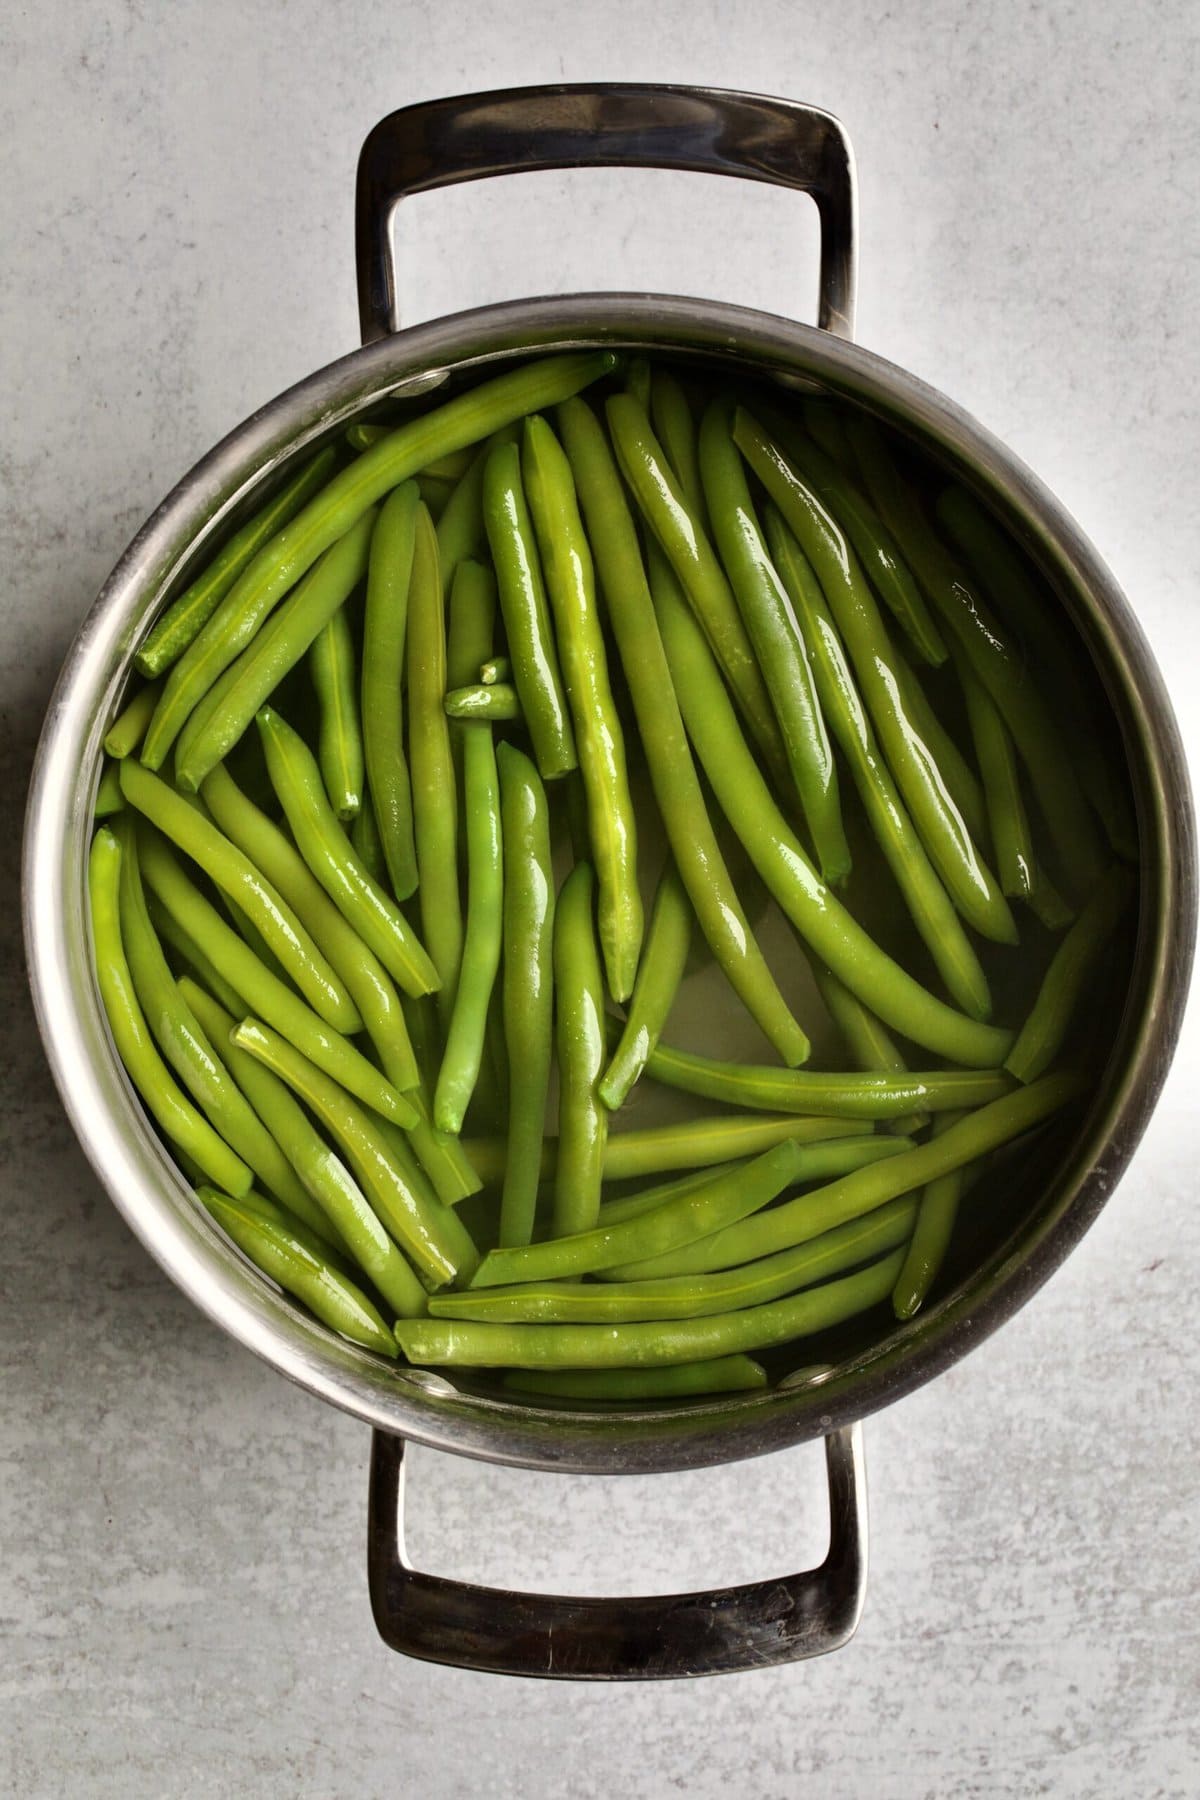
[764,510,991,1020]
[143,355,614,767]
[605,1073,1081,1280]
[483,440,577,780]
[361,482,420,900]
[223,1187,354,1272]
[849,419,1107,895]
[436,428,518,599]
[349,430,473,479]
[890,1112,980,1319]
[473,1137,833,1287]
[256,706,439,997]
[232,1019,478,1289]
[104,680,162,758]
[417,473,453,518]
[1005,867,1134,1083]
[650,367,706,522]
[606,392,784,772]
[94,761,125,818]
[435,1196,918,1323]
[888,650,989,847]
[735,410,1017,945]
[523,414,643,996]
[446,560,499,751]
[465,1111,876,1187]
[433,721,503,1134]
[88,827,252,1195]
[163,506,377,787]
[136,448,340,679]
[396,1250,905,1370]
[444,683,522,721]
[119,758,361,1032]
[556,396,808,1067]
[199,1187,398,1356]
[497,743,556,1247]
[404,1084,484,1206]
[624,354,653,411]
[599,860,692,1110]
[811,963,929,1137]
[309,606,363,820]
[479,656,510,686]
[408,503,463,1014]
[551,863,608,1237]
[148,892,246,1014]
[648,525,1012,1067]
[595,1163,742,1227]
[199,762,421,1092]
[699,399,850,882]
[350,792,388,887]
[136,827,416,1125]
[503,1358,768,1399]
[958,659,1034,900]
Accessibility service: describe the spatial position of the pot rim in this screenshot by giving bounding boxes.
[23,292,1196,1475]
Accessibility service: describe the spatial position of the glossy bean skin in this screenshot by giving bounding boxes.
[503,1358,768,1399]
[446,560,499,756]
[395,1251,905,1370]
[556,396,808,1067]
[1006,867,1134,1083]
[119,758,360,1032]
[256,706,439,998]
[135,827,416,1125]
[483,440,577,780]
[142,355,614,769]
[232,1019,477,1290]
[811,962,929,1138]
[497,743,557,1248]
[523,415,643,998]
[650,367,706,522]
[605,1073,1081,1280]
[199,1187,398,1355]
[443,683,522,721]
[147,891,246,1016]
[163,506,377,788]
[135,447,339,679]
[648,528,1013,1068]
[433,721,504,1134]
[551,863,608,1237]
[407,503,463,1014]
[350,791,389,887]
[93,761,125,818]
[595,1163,742,1227]
[437,426,519,600]
[433,1196,918,1323]
[736,410,1017,945]
[599,859,693,1111]
[310,605,363,820]
[104,679,162,758]
[764,509,992,1021]
[87,826,252,1195]
[890,1111,981,1320]
[361,482,419,898]
[888,649,990,849]
[699,398,850,883]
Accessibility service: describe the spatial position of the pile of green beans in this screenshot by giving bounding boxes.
[87,352,1135,1398]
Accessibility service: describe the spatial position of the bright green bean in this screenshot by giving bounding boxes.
[551,863,608,1237]
[310,605,363,820]
[436,428,517,599]
[699,399,850,883]
[811,963,929,1138]
[959,658,1034,901]
[136,827,416,1125]
[223,1187,354,1272]
[446,560,499,758]
[199,1187,398,1356]
[408,503,463,1015]
[119,758,360,1033]
[595,1163,742,1227]
[350,791,389,888]
[232,1019,477,1289]
[396,1251,905,1370]
[444,683,522,721]
[765,509,991,1021]
[891,1111,979,1319]
[648,523,1013,1067]
[503,1358,768,1399]
[497,743,556,1247]
[599,859,692,1110]
[88,827,252,1195]
[434,722,503,1134]
[483,440,577,780]
[148,891,246,1015]
[650,367,706,522]
[1005,867,1134,1083]
[361,482,420,901]
[104,679,162,758]
[135,448,340,679]
[556,396,808,1067]
[889,650,989,848]
[94,761,125,818]
[256,706,439,997]
[165,505,376,788]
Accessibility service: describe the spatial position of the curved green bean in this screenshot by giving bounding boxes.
[310,605,363,820]
[433,721,503,1134]
[483,439,576,780]
[256,706,439,997]
[890,1110,983,1320]
[349,791,388,887]
[119,758,360,1032]
[87,826,251,1195]
[94,761,125,818]
[199,1187,398,1356]
[599,859,693,1111]
[147,891,246,1015]
[1006,866,1134,1083]
[811,962,929,1138]
[551,863,608,1238]
[650,367,706,522]
[595,1162,742,1227]
[408,502,463,1014]
[444,683,522,721]
[888,650,989,848]
[556,396,808,1067]
[361,481,420,900]
[497,742,556,1248]
[699,398,849,883]
[436,428,518,599]
[959,658,1034,900]
[503,1358,768,1399]
[104,679,162,758]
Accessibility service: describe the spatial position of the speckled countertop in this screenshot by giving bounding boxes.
[4,5,1198,1795]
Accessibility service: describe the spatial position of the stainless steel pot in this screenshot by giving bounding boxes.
[23,84,1195,1680]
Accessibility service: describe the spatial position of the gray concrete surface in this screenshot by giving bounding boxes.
[3,4,1198,1794]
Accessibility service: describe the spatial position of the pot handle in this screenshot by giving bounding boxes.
[355,83,857,343]
[367,1423,868,1679]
